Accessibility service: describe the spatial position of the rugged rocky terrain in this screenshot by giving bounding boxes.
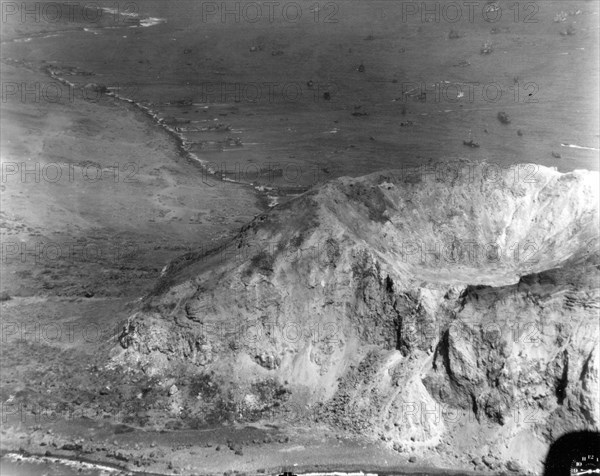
[113,162,599,474]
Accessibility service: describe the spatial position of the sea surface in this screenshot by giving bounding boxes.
[5,0,598,204]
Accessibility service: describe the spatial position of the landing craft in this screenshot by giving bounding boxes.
[463,139,480,148]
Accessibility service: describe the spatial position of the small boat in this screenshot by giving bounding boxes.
[463,139,480,148]
[463,129,480,148]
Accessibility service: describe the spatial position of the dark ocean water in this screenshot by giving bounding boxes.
[9,0,599,191]
[6,0,598,204]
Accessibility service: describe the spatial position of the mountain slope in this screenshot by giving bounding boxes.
[113,162,599,473]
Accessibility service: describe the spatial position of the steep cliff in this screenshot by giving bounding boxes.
[113,162,599,473]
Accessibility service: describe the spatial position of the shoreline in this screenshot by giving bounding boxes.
[0,449,489,476]
[1,451,135,475]
[39,54,298,213]
[40,60,276,212]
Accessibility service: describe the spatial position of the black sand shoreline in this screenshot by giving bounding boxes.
[39,57,275,212]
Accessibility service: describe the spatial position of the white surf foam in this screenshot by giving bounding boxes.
[100,7,165,28]
[3,453,121,474]
[561,143,600,151]
[140,17,167,27]
[301,472,378,476]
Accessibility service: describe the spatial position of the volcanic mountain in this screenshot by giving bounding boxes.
[113,162,599,473]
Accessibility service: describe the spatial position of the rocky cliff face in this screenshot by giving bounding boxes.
[113,162,599,473]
